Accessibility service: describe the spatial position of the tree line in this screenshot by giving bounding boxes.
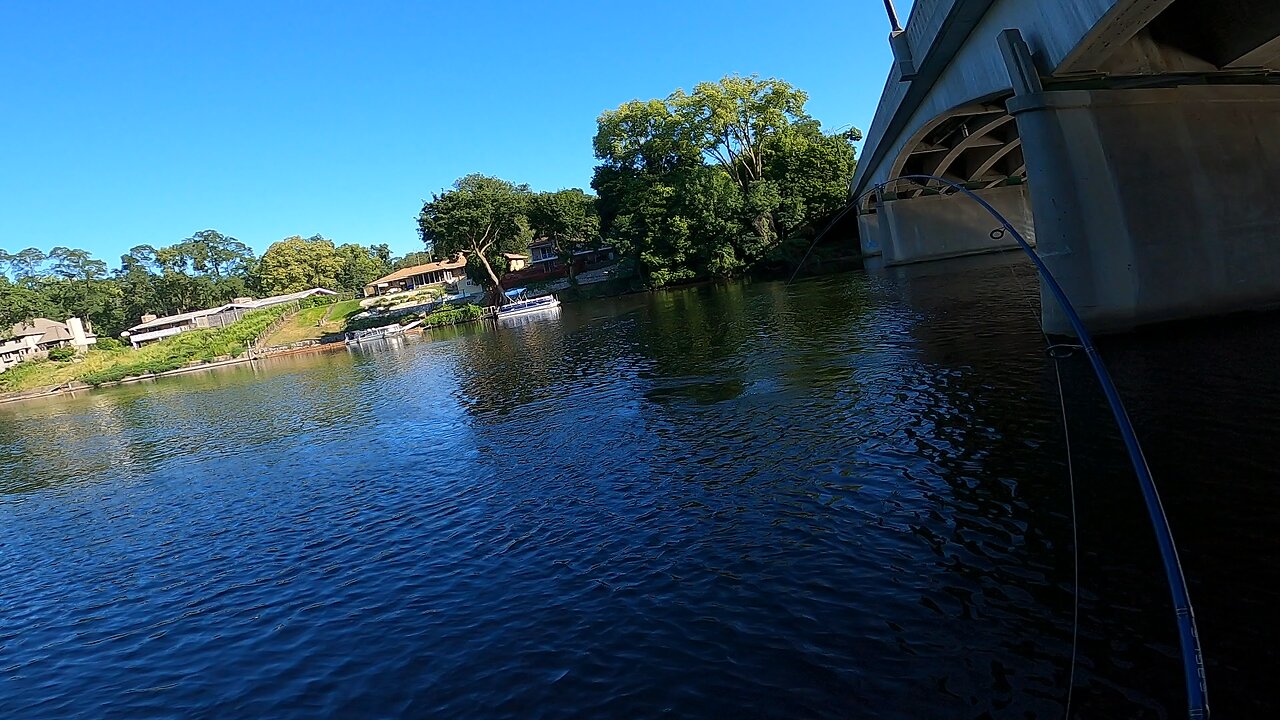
[0,232,424,340]
[419,75,860,302]
[4,75,858,332]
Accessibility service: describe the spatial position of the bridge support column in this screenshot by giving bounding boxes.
[876,184,1036,266]
[857,205,887,257]
[1009,84,1280,335]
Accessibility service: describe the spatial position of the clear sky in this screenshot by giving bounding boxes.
[0,0,909,262]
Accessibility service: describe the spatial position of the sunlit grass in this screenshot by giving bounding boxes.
[258,298,365,346]
[0,306,292,392]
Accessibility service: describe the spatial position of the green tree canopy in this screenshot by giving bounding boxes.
[0,275,63,332]
[254,235,344,295]
[592,74,859,286]
[392,251,437,270]
[527,189,601,275]
[335,243,392,294]
[2,248,49,283]
[417,174,532,304]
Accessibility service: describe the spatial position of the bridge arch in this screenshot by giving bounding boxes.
[862,100,1026,210]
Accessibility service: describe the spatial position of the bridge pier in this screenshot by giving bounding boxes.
[1009,83,1280,335]
[860,184,1036,266]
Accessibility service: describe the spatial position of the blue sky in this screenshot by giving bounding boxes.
[0,1,909,262]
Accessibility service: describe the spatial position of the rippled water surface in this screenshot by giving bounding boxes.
[3,256,1278,718]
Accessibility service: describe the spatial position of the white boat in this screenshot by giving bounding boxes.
[496,290,561,319]
[345,319,420,345]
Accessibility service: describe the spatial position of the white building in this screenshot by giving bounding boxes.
[121,288,337,348]
[0,317,97,373]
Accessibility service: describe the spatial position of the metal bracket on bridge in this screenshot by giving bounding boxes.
[998,29,1044,97]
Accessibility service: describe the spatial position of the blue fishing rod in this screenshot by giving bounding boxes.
[794,174,1209,718]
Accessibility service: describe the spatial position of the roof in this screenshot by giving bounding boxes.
[10,318,81,345]
[366,256,467,288]
[38,325,74,343]
[503,253,529,260]
[128,305,231,333]
[126,288,338,333]
[241,288,337,308]
[11,318,64,338]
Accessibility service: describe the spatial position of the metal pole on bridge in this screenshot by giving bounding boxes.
[882,0,903,32]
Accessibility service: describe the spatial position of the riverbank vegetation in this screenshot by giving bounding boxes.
[593,76,859,286]
[4,74,857,341]
[258,298,364,347]
[413,75,860,303]
[0,305,294,393]
[1,234,427,341]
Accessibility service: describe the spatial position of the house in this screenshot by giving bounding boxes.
[121,288,337,348]
[528,238,559,270]
[518,238,617,281]
[1,317,97,372]
[362,256,468,297]
[503,253,530,272]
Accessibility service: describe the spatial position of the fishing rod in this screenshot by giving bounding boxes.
[792,174,1209,718]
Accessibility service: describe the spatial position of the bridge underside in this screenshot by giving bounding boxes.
[856,0,1280,334]
[858,102,1031,265]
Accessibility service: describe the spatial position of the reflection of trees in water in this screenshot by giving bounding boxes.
[447,277,880,421]
[449,319,571,421]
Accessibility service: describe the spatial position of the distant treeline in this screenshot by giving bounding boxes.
[0,234,431,340]
[4,74,860,331]
[419,75,861,302]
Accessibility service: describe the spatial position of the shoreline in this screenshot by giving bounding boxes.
[0,341,350,408]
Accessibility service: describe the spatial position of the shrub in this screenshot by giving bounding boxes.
[423,304,483,327]
[47,347,76,362]
[94,337,126,352]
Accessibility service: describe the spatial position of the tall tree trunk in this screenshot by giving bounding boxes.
[474,251,507,306]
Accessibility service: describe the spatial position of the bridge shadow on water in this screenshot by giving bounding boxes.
[871,250,1280,718]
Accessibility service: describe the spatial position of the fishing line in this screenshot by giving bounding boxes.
[1006,261,1079,719]
[791,174,1209,718]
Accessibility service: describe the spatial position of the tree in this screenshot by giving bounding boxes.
[335,243,392,295]
[254,235,344,295]
[370,244,393,266]
[45,247,116,326]
[527,189,600,278]
[675,76,814,246]
[177,229,256,280]
[593,99,699,175]
[392,251,437,270]
[3,247,48,283]
[592,75,860,286]
[417,175,532,305]
[764,123,861,239]
[115,246,163,327]
[676,76,811,191]
[0,276,62,331]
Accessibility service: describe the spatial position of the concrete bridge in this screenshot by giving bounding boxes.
[854,0,1280,333]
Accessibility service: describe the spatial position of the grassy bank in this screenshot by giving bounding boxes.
[259,298,363,346]
[0,305,292,393]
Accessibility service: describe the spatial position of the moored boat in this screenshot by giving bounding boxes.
[496,289,561,319]
[344,319,420,345]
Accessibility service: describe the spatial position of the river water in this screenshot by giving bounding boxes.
[2,254,1277,718]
